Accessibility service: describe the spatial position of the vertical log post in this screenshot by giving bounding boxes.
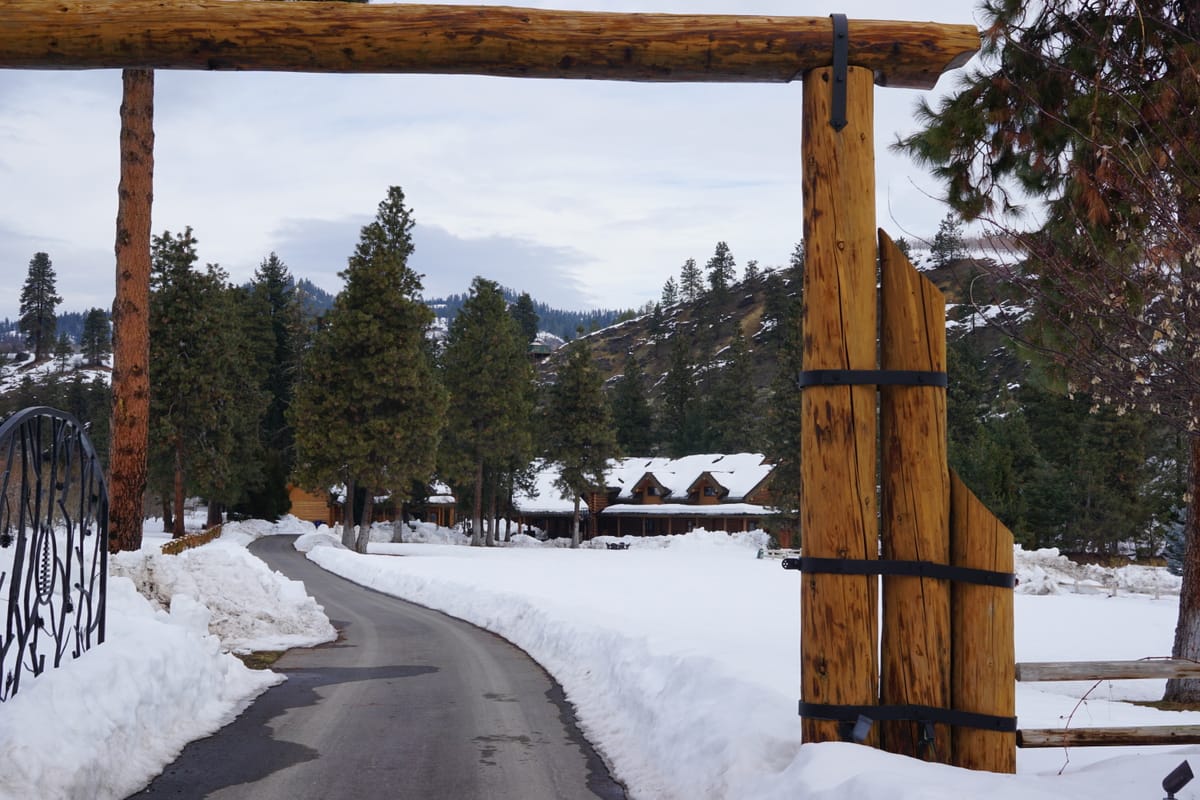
[799,63,878,744]
[108,68,154,554]
[950,471,1017,773]
[879,231,951,761]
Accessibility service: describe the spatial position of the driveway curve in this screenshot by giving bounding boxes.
[131,535,626,800]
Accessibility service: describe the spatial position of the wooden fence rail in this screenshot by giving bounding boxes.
[1017,658,1200,748]
[1017,660,1200,683]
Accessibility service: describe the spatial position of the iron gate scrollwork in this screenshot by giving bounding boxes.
[0,406,109,702]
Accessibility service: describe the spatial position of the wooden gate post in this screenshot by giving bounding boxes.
[950,472,1016,772]
[799,62,878,744]
[879,232,951,760]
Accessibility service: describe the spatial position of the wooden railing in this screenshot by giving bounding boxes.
[1017,659,1200,748]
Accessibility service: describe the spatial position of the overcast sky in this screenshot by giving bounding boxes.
[0,0,981,319]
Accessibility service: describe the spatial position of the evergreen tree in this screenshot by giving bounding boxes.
[705,324,758,452]
[611,352,655,454]
[53,331,73,372]
[679,258,703,304]
[19,252,61,361]
[80,308,111,366]
[928,212,967,267]
[706,241,737,296]
[659,336,704,457]
[544,339,617,547]
[236,252,305,520]
[743,259,761,284]
[896,0,1200,700]
[661,276,679,308]
[510,291,540,344]
[290,186,448,552]
[763,284,804,544]
[441,277,536,546]
[148,228,269,536]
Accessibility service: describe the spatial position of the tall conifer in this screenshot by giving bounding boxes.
[291,186,447,552]
[544,339,617,546]
[19,252,61,361]
[441,277,535,546]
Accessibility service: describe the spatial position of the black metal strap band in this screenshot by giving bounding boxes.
[798,701,1017,733]
[829,14,849,131]
[782,556,1015,589]
[797,369,949,388]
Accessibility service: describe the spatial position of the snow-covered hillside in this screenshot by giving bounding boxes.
[0,352,111,395]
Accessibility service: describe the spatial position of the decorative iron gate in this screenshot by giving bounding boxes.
[0,406,109,701]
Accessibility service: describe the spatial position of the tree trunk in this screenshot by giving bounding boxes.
[161,496,172,533]
[356,490,374,553]
[471,459,484,547]
[108,67,154,554]
[572,495,581,549]
[342,477,357,549]
[172,438,186,538]
[205,501,221,529]
[1166,435,1200,701]
[486,480,497,548]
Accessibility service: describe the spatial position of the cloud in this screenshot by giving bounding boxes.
[268,218,594,308]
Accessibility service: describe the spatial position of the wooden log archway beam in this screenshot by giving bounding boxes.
[0,2,977,89]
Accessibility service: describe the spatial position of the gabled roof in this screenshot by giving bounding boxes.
[610,453,772,503]
[513,454,774,515]
[687,471,730,499]
[631,472,672,498]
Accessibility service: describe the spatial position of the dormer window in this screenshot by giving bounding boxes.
[703,486,716,497]
[646,486,658,496]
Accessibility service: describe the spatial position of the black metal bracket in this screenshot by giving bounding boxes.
[798,701,1018,734]
[782,556,1015,589]
[829,13,849,131]
[797,369,948,388]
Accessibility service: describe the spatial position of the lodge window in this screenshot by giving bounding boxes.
[703,486,716,496]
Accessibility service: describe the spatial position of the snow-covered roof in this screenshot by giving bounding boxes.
[513,462,581,514]
[608,453,772,502]
[514,454,773,514]
[601,502,769,517]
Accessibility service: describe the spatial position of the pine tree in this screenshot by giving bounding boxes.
[928,212,967,267]
[659,336,703,457]
[743,259,761,284]
[679,258,703,303]
[236,252,304,521]
[79,308,111,367]
[661,276,679,308]
[53,331,73,372]
[896,0,1200,701]
[441,277,536,546]
[291,186,448,552]
[705,324,758,452]
[611,352,655,454]
[706,241,737,296]
[19,252,62,361]
[510,291,540,344]
[148,228,269,536]
[544,339,617,547]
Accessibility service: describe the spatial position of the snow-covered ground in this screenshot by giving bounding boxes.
[3,517,1199,799]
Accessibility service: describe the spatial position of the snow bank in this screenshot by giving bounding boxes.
[110,538,336,652]
[1015,547,1182,596]
[0,578,281,800]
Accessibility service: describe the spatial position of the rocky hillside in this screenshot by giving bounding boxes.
[538,256,1023,395]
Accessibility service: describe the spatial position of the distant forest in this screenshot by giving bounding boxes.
[0,280,626,352]
[297,278,626,341]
